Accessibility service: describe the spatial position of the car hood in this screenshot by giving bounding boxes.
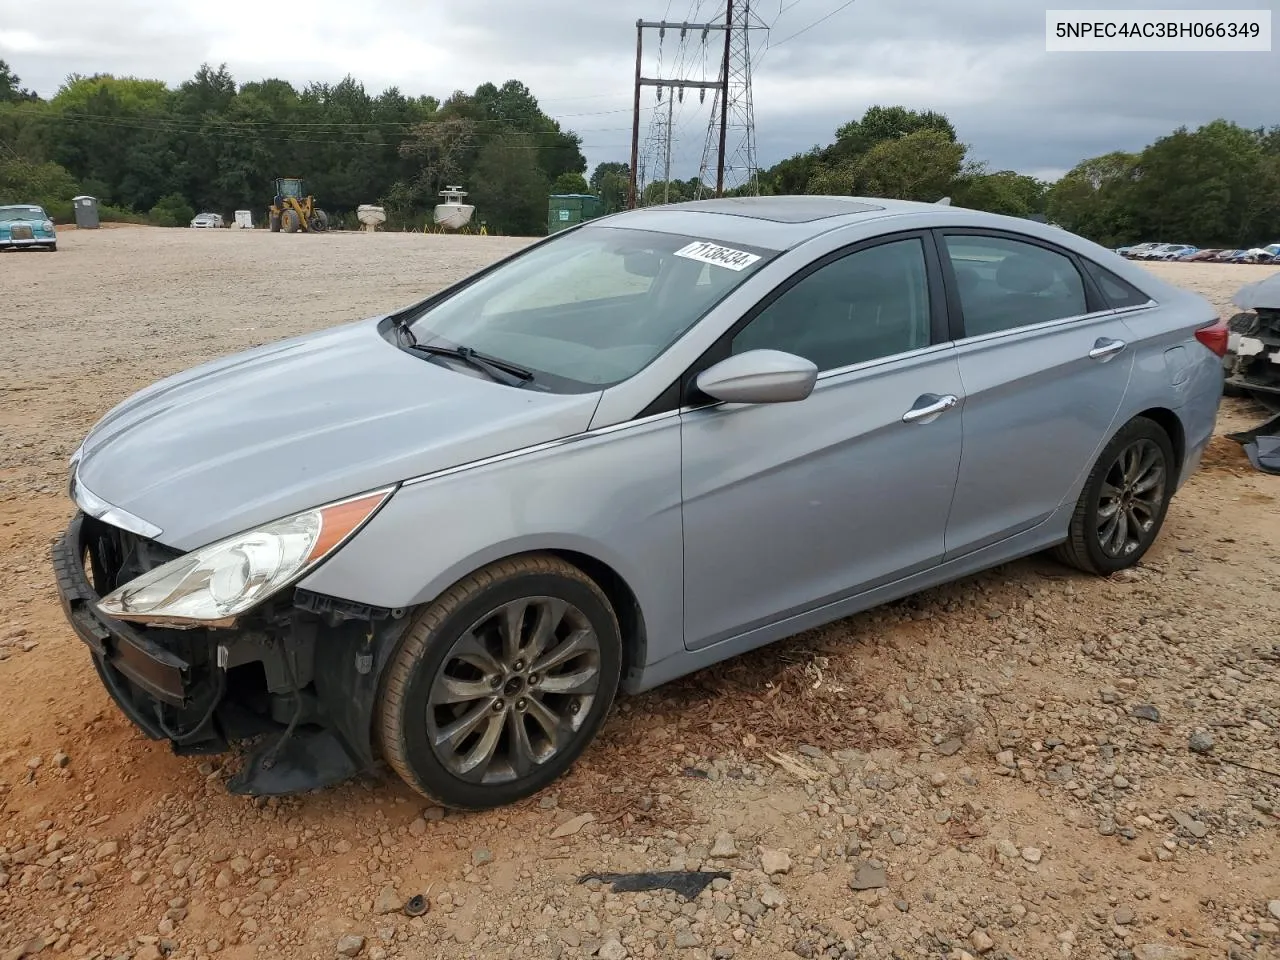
[75,317,600,550]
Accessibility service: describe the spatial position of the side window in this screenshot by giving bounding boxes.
[1081,259,1152,308]
[731,237,932,371]
[944,235,1088,337]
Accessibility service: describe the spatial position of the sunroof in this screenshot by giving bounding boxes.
[662,196,885,223]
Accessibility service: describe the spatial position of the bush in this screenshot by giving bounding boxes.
[148,193,195,227]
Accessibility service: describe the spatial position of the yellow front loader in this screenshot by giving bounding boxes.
[267,178,329,233]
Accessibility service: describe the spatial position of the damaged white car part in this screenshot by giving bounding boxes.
[97,488,394,627]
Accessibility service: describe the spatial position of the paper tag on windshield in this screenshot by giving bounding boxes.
[673,240,761,271]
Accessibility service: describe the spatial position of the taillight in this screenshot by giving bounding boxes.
[1195,318,1229,357]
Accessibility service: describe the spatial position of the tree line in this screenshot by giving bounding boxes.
[3,58,1278,246]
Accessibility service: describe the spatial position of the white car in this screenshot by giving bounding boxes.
[190,213,224,229]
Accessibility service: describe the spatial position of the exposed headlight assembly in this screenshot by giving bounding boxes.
[97,487,394,626]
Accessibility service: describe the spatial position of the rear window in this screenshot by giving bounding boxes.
[1082,260,1152,309]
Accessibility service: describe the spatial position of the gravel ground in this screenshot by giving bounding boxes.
[1,228,1278,960]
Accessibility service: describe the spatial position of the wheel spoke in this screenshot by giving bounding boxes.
[506,711,537,776]
[433,674,497,706]
[434,699,496,749]
[1127,502,1153,529]
[1100,480,1123,501]
[1111,507,1131,553]
[451,633,504,677]
[1131,468,1163,496]
[536,663,600,696]
[498,599,529,663]
[532,627,597,673]
[1130,444,1159,486]
[525,695,573,752]
[1098,507,1120,548]
[457,712,505,777]
[526,598,568,662]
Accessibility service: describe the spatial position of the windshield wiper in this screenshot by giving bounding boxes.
[406,342,535,387]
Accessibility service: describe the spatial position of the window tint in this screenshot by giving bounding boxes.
[1082,259,1152,309]
[731,237,932,371]
[944,235,1088,336]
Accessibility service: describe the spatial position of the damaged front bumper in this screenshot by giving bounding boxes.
[51,511,411,796]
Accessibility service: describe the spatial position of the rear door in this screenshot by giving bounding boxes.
[937,229,1134,559]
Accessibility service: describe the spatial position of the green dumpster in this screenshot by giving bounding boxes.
[547,194,603,235]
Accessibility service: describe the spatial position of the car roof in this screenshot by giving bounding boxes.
[593,195,1056,251]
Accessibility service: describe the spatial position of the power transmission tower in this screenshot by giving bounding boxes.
[695,0,764,198]
[628,19,727,209]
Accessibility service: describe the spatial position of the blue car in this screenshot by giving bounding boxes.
[0,203,57,251]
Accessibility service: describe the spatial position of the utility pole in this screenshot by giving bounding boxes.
[662,91,674,204]
[627,19,728,209]
[715,0,733,197]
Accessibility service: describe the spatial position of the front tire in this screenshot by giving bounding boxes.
[282,209,300,233]
[1052,417,1176,575]
[377,555,621,810]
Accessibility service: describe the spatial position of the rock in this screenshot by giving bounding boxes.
[135,946,163,960]
[995,839,1019,859]
[849,860,887,890]
[674,930,700,949]
[1,938,44,960]
[1115,906,1135,925]
[1187,731,1215,754]
[1133,946,1194,960]
[1131,704,1160,722]
[549,813,595,838]
[598,937,627,960]
[969,929,995,953]
[336,934,366,957]
[171,856,193,877]
[92,840,119,860]
[995,750,1016,768]
[423,806,446,821]
[1268,900,1280,921]
[375,886,401,914]
[937,738,963,757]
[471,847,493,867]
[408,818,427,837]
[157,917,175,937]
[711,832,738,858]
[53,751,70,768]
[1113,775,1130,790]
[1021,847,1042,864]
[760,848,791,875]
[760,884,786,908]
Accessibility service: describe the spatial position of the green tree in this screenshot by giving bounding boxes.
[590,162,630,212]
[551,171,589,194]
[468,135,550,235]
[148,192,195,227]
[0,59,38,102]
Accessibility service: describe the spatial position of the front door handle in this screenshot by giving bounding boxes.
[902,393,958,424]
[1089,337,1127,361]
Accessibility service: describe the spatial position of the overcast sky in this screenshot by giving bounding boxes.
[2,0,1276,185]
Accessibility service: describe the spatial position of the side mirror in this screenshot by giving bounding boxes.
[695,349,818,405]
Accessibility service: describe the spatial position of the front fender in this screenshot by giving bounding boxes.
[298,412,685,671]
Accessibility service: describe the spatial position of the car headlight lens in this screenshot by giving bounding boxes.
[42,220,54,232]
[96,487,393,624]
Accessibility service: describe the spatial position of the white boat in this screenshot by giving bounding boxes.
[433,185,475,230]
[357,204,387,228]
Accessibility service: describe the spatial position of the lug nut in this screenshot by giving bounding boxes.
[513,659,526,672]
[515,698,528,712]
[489,675,503,689]
[528,673,540,686]
[492,699,505,713]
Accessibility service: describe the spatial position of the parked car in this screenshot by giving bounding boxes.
[1147,244,1198,261]
[53,196,1227,809]
[190,212,224,228]
[1183,249,1224,262]
[1117,242,1162,259]
[0,203,57,251]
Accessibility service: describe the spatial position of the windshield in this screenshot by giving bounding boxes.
[0,207,45,222]
[405,225,776,391]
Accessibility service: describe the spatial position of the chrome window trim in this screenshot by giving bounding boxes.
[951,307,1121,348]
[70,470,164,539]
[813,341,953,382]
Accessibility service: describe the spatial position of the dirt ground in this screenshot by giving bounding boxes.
[1,228,1277,960]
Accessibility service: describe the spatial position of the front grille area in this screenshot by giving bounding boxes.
[81,515,182,597]
[10,225,33,240]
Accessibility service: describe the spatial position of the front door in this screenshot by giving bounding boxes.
[680,234,965,650]
[937,230,1135,558]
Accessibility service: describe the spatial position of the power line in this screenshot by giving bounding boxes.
[768,0,856,49]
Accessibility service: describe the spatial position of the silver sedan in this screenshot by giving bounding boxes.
[55,195,1226,809]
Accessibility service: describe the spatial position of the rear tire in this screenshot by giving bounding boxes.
[310,209,329,232]
[269,213,281,233]
[1052,417,1176,576]
[282,209,300,233]
[377,555,621,810]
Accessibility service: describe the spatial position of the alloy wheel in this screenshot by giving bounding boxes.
[425,597,602,784]
[1095,437,1167,559]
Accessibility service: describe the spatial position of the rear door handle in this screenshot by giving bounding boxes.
[902,394,958,424]
[1089,337,1127,361]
